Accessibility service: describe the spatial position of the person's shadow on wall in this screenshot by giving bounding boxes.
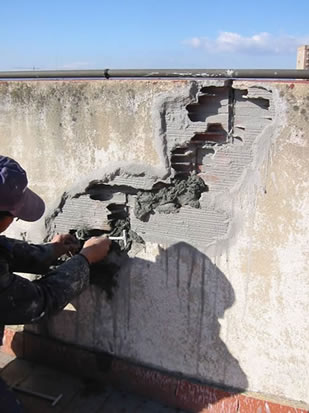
[17,241,248,403]
[111,241,248,391]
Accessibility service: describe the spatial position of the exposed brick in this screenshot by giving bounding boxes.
[237,394,309,413]
[110,359,178,407]
[175,379,238,412]
[0,328,24,358]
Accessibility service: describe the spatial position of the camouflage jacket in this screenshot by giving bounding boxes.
[0,235,90,343]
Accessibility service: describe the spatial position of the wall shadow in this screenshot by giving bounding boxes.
[10,241,248,408]
[128,242,248,392]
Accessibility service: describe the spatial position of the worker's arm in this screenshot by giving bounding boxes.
[0,254,89,324]
[0,237,111,325]
[0,234,79,274]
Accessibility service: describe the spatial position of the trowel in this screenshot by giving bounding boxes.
[108,229,128,248]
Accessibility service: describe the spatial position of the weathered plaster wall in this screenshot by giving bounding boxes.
[0,79,308,404]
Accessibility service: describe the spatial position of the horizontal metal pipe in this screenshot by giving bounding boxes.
[1,69,309,80]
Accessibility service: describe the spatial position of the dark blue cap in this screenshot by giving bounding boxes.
[0,156,45,222]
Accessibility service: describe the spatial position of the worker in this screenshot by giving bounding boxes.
[0,155,111,412]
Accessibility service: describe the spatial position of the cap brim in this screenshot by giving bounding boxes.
[10,188,45,222]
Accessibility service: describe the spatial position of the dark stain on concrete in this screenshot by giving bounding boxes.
[69,218,144,299]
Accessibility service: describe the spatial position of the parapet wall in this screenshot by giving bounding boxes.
[0,79,308,405]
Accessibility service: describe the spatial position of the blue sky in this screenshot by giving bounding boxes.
[1,0,309,70]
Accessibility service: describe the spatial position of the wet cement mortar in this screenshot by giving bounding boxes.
[134,175,208,221]
[71,219,144,300]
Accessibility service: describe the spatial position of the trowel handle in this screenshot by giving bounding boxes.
[108,230,127,247]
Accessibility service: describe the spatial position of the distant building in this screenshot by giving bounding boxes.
[297,45,309,69]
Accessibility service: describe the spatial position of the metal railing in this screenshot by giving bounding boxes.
[1,68,309,80]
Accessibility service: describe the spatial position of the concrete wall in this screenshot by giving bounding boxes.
[0,79,308,404]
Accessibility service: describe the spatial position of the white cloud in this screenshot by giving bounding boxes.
[184,32,309,55]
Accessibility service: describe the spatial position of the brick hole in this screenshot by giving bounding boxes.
[172,147,188,155]
[70,228,106,239]
[239,89,248,98]
[88,186,115,201]
[171,163,193,175]
[191,123,228,145]
[107,204,128,221]
[89,192,113,201]
[251,97,270,109]
[171,146,194,176]
[171,154,190,163]
[88,184,137,200]
[186,86,228,122]
[200,86,225,94]
[171,152,193,164]
[235,89,270,109]
[171,123,227,176]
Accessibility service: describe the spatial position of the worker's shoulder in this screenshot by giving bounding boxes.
[0,236,13,260]
[0,237,11,278]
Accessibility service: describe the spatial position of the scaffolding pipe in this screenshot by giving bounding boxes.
[0,69,309,80]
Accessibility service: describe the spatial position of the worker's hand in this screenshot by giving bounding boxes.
[79,236,111,265]
[51,233,80,257]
